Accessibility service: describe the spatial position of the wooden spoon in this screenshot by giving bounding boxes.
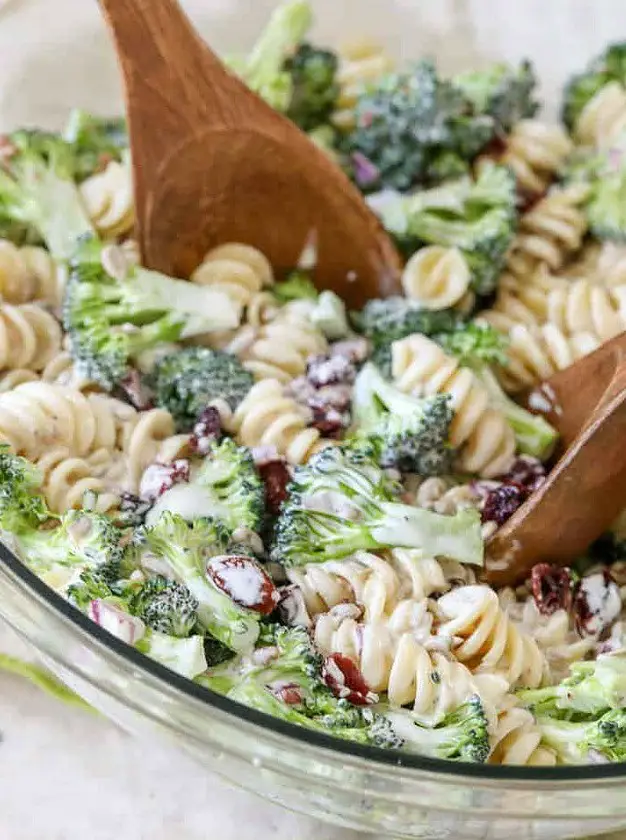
[96,0,402,308]
[484,332,626,587]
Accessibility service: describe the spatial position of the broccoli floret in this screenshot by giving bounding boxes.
[0,129,94,258]
[351,362,454,475]
[310,290,350,340]
[64,563,129,612]
[235,0,313,111]
[147,438,264,534]
[385,696,490,762]
[439,322,558,460]
[136,629,209,680]
[130,575,199,637]
[519,655,626,719]
[62,109,128,181]
[341,60,494,193]
[139,512,262,653]
[63,236,241,391]
[150,347,253,432]
[0,448,49,533]
[562,42,626,132]
[285,42,340,131]
[352,296,461,347]
[537,708,626,764]
[452,61,539,134]
[200,624,402,748]
[272,446,484,566]
[272,270,319,303]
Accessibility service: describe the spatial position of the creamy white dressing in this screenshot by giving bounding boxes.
[208,557,265,607]
[303,490,362,520]
[146,483,219,526]
[579,573,621,635]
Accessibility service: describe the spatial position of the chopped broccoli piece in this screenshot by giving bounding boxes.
[236,0,313,111]
[130,575,199,637]
[385,696,490,762]
[63,236,241,391]
[537,708,626,764]
[285,42,340,131]
[62,109,128,181]
[147,438,264,534]
[352,296,461,348]
[518,655,626,719]
[272,446,484,566]
[272,270,319,303]
[351,362,454,475]
[135,628,208,680]
[306,124,340,160]
[438,322,558,460]
[0,129,94,258]
[311,290,350,340]
[341,60,495,192]
[562,42,626,132]
[200,624,402,748]
[0,448,50,533]
[452,61,539,133]
[150,347,253,431]
[139,512,261,653]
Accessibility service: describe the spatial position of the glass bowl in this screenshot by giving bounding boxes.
[2,1,626,837]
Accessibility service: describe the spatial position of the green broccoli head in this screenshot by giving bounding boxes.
[62,109,128,181]
[63,236,241,391]
[351,296,461,348]
[562,42,626,131]
[130,575,199,637]
[538,708,626,764]
[386,695,490,762]
[0,448,49,533]
[0,128,94,258]
[352,362,454,475]
[64,564,123,612]
[341,60,495,192]
[272,270,319,303]
[285,42,340,131]
[272,446,484,567]
[150,347,254,432]
[452,60,539,134]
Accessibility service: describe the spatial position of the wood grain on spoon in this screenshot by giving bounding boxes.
[97,0,402,308]
[484,332,626,587]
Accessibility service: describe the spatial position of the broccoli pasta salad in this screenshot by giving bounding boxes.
[2,0,626,768]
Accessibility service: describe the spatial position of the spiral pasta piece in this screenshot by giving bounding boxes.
[79,160,135,238]
[0,368,39,392]
[489,695,556,766]
[0,241,65,308]
[576,81,626,148]
[436,585,546,689]
[333,41,393,131]
[123,408,190,493]
[191,243,274,309]
[229,378,325,465]
[506,185,590,279]
[478,268,566,334]
[401,246,471,310]
[0,304,62,372]
[392,334,515,478]
[35,447,120,514]
[499,120,573,197]
[546,278,626,341]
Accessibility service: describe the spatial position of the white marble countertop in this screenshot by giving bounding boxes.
[0,626,364,840]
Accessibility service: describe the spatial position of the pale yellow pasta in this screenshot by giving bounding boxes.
[498,120,573,196]
[575,81,626,148]
[35,447,120,514]
[0,303,62,372]
[401,246,471,310]
[333,40,392,131]
[123,408,190,493]
[79,160,135,238]
[478,267,566,334]
[0,368,39,392]
[0,241,65,308]
[392,334,516,478]
[546,278,626,341]
[229,378,325,465]
[506,184,590,279]
[191,242,274,308]
[436,585,547,689]
[489,694,556,766]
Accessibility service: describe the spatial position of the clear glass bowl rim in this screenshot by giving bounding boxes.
[5,539,626,784]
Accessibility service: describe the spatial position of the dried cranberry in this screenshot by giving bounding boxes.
[330,338,370,364]
[207,555,280,614]
[322,653,377,706]
[500,456,547,493]
[258,460,290,514]
[139,459,190,502]
[310,407,349,437]
[481,482,528,526]
[306,354,356,388]
[189,406,222,455]
[120,369,153,410]
[531,563,573,616]
[267,681,305,705]
[572,571,621,637]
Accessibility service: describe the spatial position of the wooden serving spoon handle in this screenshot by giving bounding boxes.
[98,0,402,307]
[485,335,626,587]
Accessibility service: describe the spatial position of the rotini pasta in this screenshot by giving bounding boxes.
[546,278,626,341]
[0,368,39,392]
[478,267,565,334]
[123,408,191,493]
[35,447,120,514]
[488,694,557,766]
[0,241,64,307]
[401,246,471,310]
[333,40,393,131]
[436,585,547,689]
[575,81,626,148]
[392,334,516,478]
[228,378,326,464]
[506,184,590,279]
[79,159,135,239]
[0,303,62,372]
[498,120,573,197]
[191,242,274,311]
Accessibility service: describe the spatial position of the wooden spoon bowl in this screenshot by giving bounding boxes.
[98,0,402,308]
